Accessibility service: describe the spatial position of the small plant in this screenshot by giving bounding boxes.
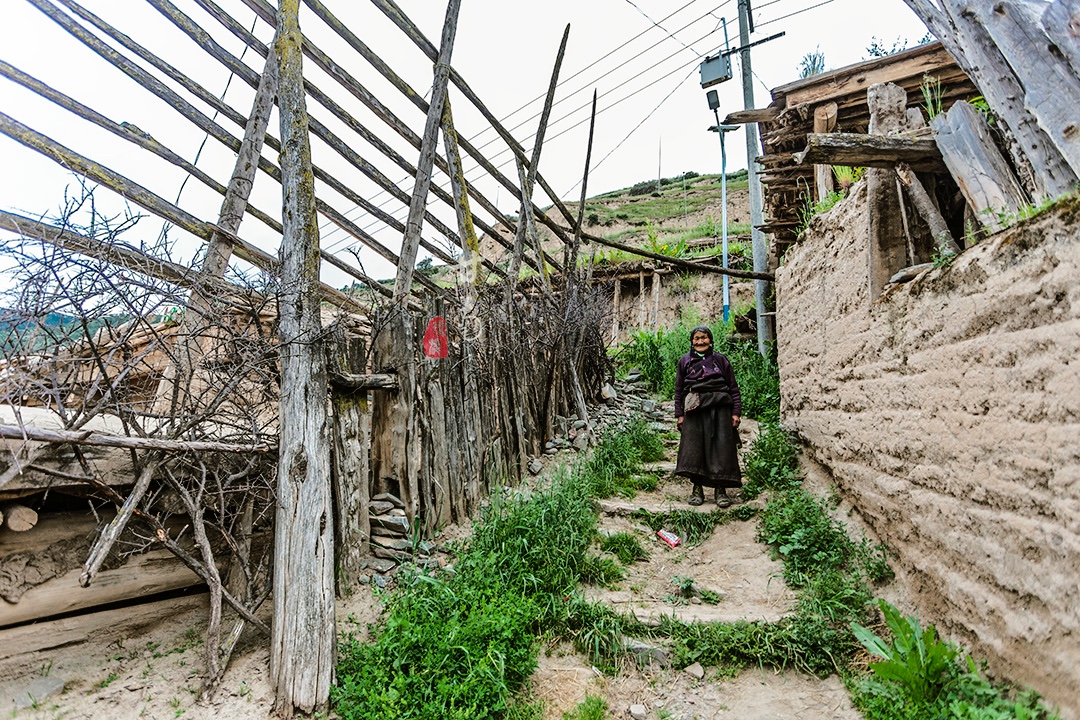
[920,73,944,121]
[798,190,845,234]
[932,249,956,269]
[798,47,825,78]
[562,695,608,720]
[580,555,625,587]
[866,36,908,58]
[600,532,649,565]
[832,165,865,192]
[851,600,959,704]
[98,672,120,689]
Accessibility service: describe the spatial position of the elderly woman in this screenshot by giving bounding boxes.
[674,326,742,506]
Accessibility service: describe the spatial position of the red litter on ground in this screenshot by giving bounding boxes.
[657,529,681,548]
[422,316,448,359]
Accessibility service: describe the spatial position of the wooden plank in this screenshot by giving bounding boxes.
[394,0,461,302]
[328,373,399,391]
[0,592,207,661]
[931,101,1028,232]
[0,424,269,459]
[723,106,781,124]
[370,309,415,511]
[972,0,1080,177]
[270,4,335,712]
[813,102,838,202]
[900,0,1077,199]
[0,549,202,628]
[794,133,945,172]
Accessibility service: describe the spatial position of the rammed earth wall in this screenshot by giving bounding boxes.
[777,181,1080,719]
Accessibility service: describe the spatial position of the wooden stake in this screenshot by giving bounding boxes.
[394,0,461,304]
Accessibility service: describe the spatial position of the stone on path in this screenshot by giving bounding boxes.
[528,458,543,475]
[9,676,66,710]
[628,703,648,720]
[684,662,705,679]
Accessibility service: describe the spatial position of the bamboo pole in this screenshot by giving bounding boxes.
[394,0,461,304]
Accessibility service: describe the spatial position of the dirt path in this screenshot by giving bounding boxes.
[2,409,865,720]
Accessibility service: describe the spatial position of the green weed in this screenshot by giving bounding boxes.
[740,423,801,500]
[600,532,649,565]
[562,695,607,720]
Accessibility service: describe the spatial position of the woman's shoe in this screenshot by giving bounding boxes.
[688,485,704,506]
[714,488,732,508]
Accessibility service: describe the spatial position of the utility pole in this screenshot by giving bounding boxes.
[737,0,774,356]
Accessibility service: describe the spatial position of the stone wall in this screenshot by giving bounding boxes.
[777,182,1080,718]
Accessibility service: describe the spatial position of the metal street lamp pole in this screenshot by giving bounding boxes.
[707,91,739,323]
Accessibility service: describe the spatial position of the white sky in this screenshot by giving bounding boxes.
[0,0,929,284]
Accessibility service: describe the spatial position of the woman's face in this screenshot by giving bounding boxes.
[692,331,711,353]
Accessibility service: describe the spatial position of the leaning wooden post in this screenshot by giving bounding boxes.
[393,0,461,304]
[439,98,479,309]
[154,48,279,415]
[271,2,335,715]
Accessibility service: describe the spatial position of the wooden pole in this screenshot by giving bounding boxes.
[394,0,461,304]
[270,2,334,714]
[813,102,838,202]
[439,98,481,309]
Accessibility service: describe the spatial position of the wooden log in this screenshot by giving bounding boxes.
[328,328,370,595]
[580,230,774,281]
[41,0,415,305]
[370,309,416,512]
[896,163,961,255]
[889,262,934,284]
[813,103,838,202]
[794,133,945,172]
[394,0,461,303]
[439,99,480,301]
[0,113,366,315]
[0,591,207,661]
[0,424,270,458]
[0,60,280,235]
[971,0,1080,178]
[0,504,36,533]
[612,280,621,343]
[900,0,1077,199]
[932,101,1028,232]
[652,270,661,327]
[1,547,202,629]
[81,462,157,587]
[867,83,911,298]
[270,4,335,713]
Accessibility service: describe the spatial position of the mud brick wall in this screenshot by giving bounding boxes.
[776,182,1080,718]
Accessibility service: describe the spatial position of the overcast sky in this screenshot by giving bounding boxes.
[0,0,929,283]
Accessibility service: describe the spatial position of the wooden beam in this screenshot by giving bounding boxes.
[394,0,461,303]
[723,106,781,124]
[0,112,366,316]
[0,424,270,455]
[795,132,946,172]
[328,373,399,391]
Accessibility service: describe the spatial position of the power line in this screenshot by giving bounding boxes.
[621,0,702,54]
[756,0,838,27]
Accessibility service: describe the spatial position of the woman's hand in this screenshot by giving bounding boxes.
[677,416,684,431]
[732,415,741,428]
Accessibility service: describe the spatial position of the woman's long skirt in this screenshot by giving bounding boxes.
[675,391,741,489]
